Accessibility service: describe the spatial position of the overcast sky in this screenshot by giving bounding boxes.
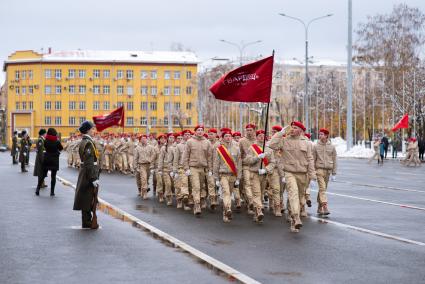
[1,0,424,83]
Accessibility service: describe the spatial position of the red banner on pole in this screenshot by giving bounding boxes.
[209,55,274,103]
[391,114,409,132]
[93,106,125,132]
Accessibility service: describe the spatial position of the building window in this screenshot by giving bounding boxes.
[164,102,171,111]
[45,101,52,110]
[93,69,100,78]
[79,117,86,124]
[150,117,157,126]
[55,85,62,94]
[174,102,180,110]
[117,70,123,79]
[186,71,192,79]
[93,85,100,94]
[103,101,110,110]
[15,86,20,95]
[55,101,62,110]
[141,71,148,79]
[117,101,123,108]
[93,101,100,110]
[29,102,33,110]
[69,85,76,94]
[79,85,86,94]
[151,86,157,96]
[164,71,170,80]
[186,102,192,110]
[45,116,51,125]
[22,102,27,110]
[103,85,110,94]
[78,70,86,78]
[127,86,133,96]
[45,69,52,79]
[28,70,33,79]
[164,116,169,126]
[15,102,20,110]
[55,69,62,79]
[150,70,157,79]
[163,86,170,96]
[140,117,147,125]
[141,86,148,95]
[173,117,179,125]
[141,102,148,110]
[44,86,51,95]
[186,86,192,95]
[15,71,20,80]
[126,70,133,79]
[186,117,192,125]
[150,102,157,111]
[29,86,34,94]
[22,86,27,94]
[69,101,76,110]
[126,117,134,125]
[68,69,76,78]
[174,71,180,79]
[55,117,62,126]
[117,85,124,95]
[69,117,76,126]
[127,102,133,111]
[21,71,27,80]
[103,70,110,78]
[79,101,86,110]
[174,86,180,96]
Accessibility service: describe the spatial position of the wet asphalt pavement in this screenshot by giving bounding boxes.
[2,152,425,283]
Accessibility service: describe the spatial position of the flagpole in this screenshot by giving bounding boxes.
[260,50,274,169]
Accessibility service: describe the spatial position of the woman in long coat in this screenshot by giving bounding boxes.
[36,128,63,196]
[33,129,47,188]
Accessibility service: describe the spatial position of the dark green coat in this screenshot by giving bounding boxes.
[33,137,45,177]
[11,136,18,156]
[73,136,100,211]
[18,138,28,163]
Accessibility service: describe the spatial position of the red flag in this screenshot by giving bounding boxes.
[209,55,274,103]
[93,106,125,132]
[391,114,409,131]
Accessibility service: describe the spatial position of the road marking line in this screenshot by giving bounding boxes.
[310,216,425,247]
[334,180,425,193]
[311,189,425,212]
[54,175,260,284]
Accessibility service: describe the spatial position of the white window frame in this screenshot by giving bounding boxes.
[174,86,180,96]
[79,101,86,110]
[69,85,75,94]
[117,86,124,95]
[117,70,123,79]
[140,71,148,79]
[55,69,62,79]
[55,85,62,94]
[55,117,62,126]
[45,101,52,110]
[44,86,51,95]
[103,101,110,110]
[68,69,76,78]
[44,69,51,79]
[45,116,51,125]
[93,85,100,95]
[103,70,110,78]
[163,86,170,96]
[164,71,170,80]
[78,70,86,79]
[93,69,100,78]
[150,70,157,79]
[103,85,110,94]
[79,85,86,94]
[174,71,180,79]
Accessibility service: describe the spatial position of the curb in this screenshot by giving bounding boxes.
[56,175,261,284]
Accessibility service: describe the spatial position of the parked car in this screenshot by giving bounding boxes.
[0,144,7,152]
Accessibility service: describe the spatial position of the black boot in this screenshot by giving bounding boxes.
[35,187,40,196]
[50,189,55,196]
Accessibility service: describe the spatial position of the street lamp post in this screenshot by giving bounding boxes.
[279,13,332,133]
[219,39,262,131]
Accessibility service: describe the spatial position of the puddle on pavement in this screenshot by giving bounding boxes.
[135,204,161,214]
[206,238,234,246]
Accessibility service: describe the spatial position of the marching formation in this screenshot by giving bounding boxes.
[65,121,337,233]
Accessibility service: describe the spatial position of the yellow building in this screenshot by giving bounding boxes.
[3,50,198,145]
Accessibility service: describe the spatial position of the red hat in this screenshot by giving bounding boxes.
[157,134,166,140]
[203,133,208,138]
[139,134,148,139]
[194,124,204,131]
[166,133,174,138]
[175,132,183,138]
[181,129,191,135]
[291,121,306,131]
[220,127,232,133]
[272,125,282,132]
[208,128,217,134]
[256,130,265,136]
[319,128,329,135]
[304,133,311,139]
[221,130,232,138]
[232,131,241,137]
[245,123,256,129]
[410,137,417,142]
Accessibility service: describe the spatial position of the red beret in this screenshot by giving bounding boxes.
[208,128,217,134]
[194,124,204,131]
[304,133,311,139]
[157,134,167,140]
[203,133,208,138]
[232,132,241,137]
[181,129,191,135]
[166,133,174,138]
[220,127,232,133]
[272,125,282,132]
[221,131,232,138]
[175,132,183,137]
[291,121,306,131]
[256,130,265,136]
[245,123,256,129]
[319,128,329,135]
[139,134,148,139]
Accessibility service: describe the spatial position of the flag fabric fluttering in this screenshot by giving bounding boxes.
[93,106,125,132]
[391,114,409,132]
[209,55,274,103]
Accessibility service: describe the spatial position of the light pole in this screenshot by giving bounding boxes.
[279,12,333,133]
[220,39,262,131]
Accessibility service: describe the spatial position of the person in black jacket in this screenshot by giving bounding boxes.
[36,128,63,196]
[34,129,47,189]
[381,135,389,159]
[419,137,425,161]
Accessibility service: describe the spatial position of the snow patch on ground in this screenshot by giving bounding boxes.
[329,137,374,158]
